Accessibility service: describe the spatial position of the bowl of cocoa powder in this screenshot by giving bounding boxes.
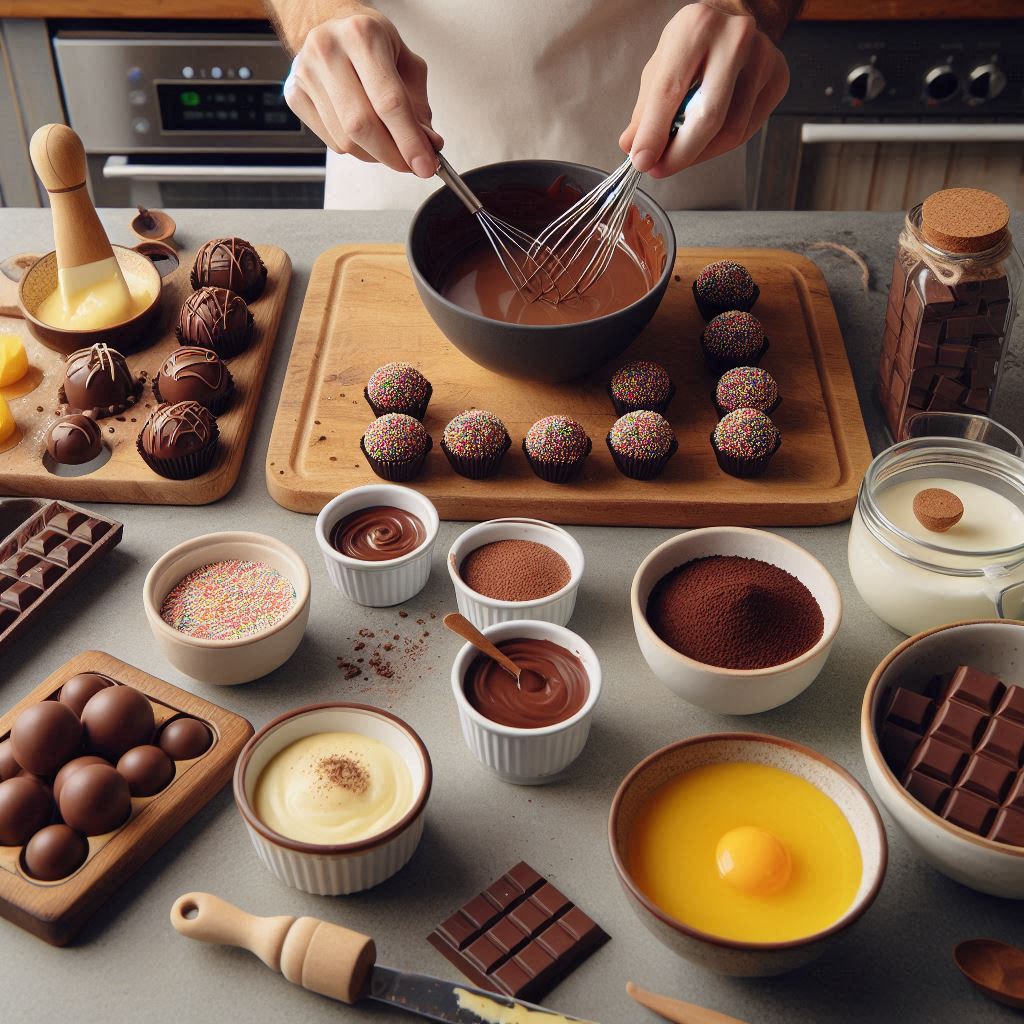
[630,527,842,714]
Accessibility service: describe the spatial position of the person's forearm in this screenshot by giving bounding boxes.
[263,0,368,54]
[701,0,804,41]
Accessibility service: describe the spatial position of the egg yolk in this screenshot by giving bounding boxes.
[715,825,792,897]
[0,333,28,388]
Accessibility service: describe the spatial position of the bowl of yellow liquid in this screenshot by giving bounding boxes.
[609,733,887,976]
[19,244,163,356]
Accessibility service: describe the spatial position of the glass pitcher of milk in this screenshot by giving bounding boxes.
[849,434,1024,635]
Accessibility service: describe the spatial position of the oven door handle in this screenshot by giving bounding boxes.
[101,156,327,182]
[801,123,1024,144]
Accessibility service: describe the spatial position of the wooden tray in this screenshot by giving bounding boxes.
[0,651,253,946]
[267,245,871,526]
[0,244,290,506]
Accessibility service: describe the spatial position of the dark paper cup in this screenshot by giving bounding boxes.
[606,434,678,480]
[137,427,220,480]
[441,432,511,479]
[360,434,433,481]
[521,436,592,484]
[363,382,433,422]
[709,428,781,479]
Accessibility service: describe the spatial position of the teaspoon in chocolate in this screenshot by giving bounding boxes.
[443,612,526,687]
[955,938,1024,1010]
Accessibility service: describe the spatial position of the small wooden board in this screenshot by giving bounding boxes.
[266,245,872,526]
[0,244,290,506]
[0,651,253,946]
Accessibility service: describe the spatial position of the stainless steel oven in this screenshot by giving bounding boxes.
[53,30,327,208]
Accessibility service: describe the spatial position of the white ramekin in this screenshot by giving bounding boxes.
[447,518,584,629]
[315,484,439,607]
[450,619,601,785]
[143,532,311,686]
[234,703,432,896]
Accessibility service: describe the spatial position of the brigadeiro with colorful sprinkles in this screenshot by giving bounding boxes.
[364,361,432,420]
[441,408,511,479]
[714,366,780,417]
[711,407,781,478]
[607,410,678,480]
[361,412,433,481]
[692,259,759,320]
[522,415,592,483]
[701,310,768,374]
[607,360,675,416]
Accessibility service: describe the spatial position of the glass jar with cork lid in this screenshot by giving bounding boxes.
[878,187,1022,442]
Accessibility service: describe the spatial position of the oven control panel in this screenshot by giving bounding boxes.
[779,20,1024,116]
[54,33,323,152]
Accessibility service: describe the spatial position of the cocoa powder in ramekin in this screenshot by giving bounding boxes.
[460,539,570,602]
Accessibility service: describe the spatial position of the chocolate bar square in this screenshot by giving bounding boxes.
[943,789,997,834]
[929,700,986,749]
[960,755,1013,804]
[908,737,967,784]
[47,510,88,534]
[903,771,949,813]
[997,686,1024,725]
[0,580,42,612]
[22,562,65,591]
[72,518,111,544]
[988,807,1024,847]
[976,718,1024,768]
[885,688,934,733]
[24,529,65,557]
[943,666,1004,712]
[880,722,922,776]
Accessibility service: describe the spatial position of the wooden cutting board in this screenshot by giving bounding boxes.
[0,244,290,506]
[266,244,871,526]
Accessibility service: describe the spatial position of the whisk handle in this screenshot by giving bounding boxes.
[668,82,703,140]
[435,152,483,215]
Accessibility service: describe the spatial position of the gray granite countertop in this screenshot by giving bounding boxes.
[1,208,1023,1024]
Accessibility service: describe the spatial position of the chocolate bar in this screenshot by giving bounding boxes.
[0,500,122,654]
[428,861,608,1003]
[879,665,1024,847]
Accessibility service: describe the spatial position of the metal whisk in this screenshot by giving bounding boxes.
[533,83,701,301]
[434,152,562,305]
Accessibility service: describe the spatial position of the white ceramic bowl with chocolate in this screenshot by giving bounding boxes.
[631,527,842,715]
[447,518,584,629]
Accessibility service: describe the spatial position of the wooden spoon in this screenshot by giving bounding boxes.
[955,938,1024,1010]
[443,612,523,686]
[627,982,750,1024]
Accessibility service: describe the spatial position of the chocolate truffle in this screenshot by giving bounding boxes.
[190,237,266,301]
[81,685,155,762]
[137,401,219,481]
[0,738,20,782]
[175,288,254,359]
[23,823,89,881]
[607,410,677,480]
[608,360,674,415]
[59,673,114,717]
[701,311,768,373]
[0,776,53,845]
[158,717,212,761]
[522,415,592,483]
[711,407,781,478]
[117,745,175,796]
[11,701,83,777]
[361,413,432,481]
[365,362,432,420]
[45,413,103,466]
[58,762,131,836]
[59,343,142,419]
[714,366,780,416]
[693,259,758,319]
[441,409,511,479]
[53,755,109,803]
[154,346,234,413]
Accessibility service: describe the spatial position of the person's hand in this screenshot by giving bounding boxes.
[619,2,789,177]
[283,3,441,177]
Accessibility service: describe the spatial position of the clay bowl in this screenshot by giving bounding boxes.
[407,159,676,383]
[18,245,163,356]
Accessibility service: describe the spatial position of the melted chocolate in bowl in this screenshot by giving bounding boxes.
[438,177,666,327]
[464,637,589,729]
[330,505,427,561]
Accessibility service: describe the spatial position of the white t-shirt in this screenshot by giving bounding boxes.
[323,0,746,211]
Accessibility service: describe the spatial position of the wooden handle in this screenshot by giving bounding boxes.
[626,982,750,1024]
[443,612,522,682]
[171,892,377,1005]
[29,123,115,271]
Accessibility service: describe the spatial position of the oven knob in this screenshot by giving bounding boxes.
[846,65,886,103]
[182,66,195,79]
[967,63,1007,104]
[132,117,150,135]
[924,64,960,104]
[211,66,223,80]
[238,66,252,80]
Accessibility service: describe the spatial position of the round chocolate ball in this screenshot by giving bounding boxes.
[190,237,266,301]
[53,755,109,804]
[0,738,20,782]
[0,776,53,846]
[59,673,115,718]
[155,346,233,412]
[117,745,174,797]
[23,824,89,881]
[61,343,141,418]
[158,718,212,761]
[81,686,155,762]
[45,413,103,466]
[11,701,83,777]
[58,763,131,836]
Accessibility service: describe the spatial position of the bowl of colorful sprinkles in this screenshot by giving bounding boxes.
[143,532,311,685]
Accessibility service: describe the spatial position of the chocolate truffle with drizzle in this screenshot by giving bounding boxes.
[154,346,234,414]
[176,287,254,359]
[190,237,266,302]
[59,343,143,418]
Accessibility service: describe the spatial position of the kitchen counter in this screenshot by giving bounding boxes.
[2,207,1023,1024]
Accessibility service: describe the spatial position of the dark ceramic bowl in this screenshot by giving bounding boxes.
[407,160,676,383]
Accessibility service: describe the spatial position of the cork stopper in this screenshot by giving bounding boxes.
[913,487,964,533]
[921,188,1009,254]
